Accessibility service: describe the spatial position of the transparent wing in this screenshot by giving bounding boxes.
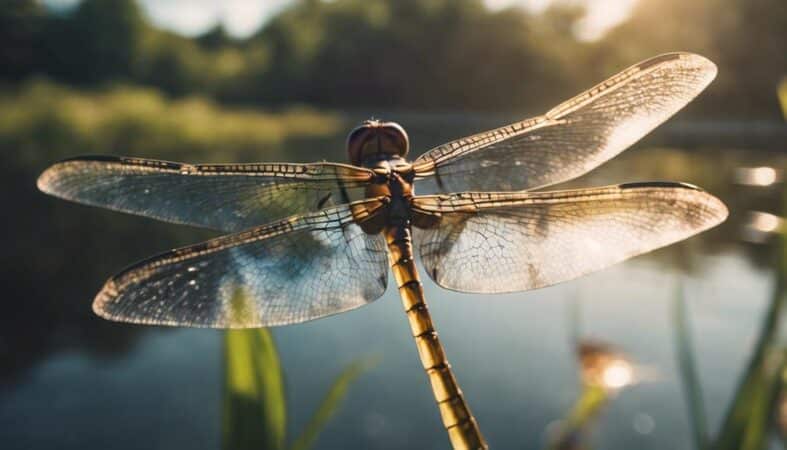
[93,200,389,328]
[37,156,374,232]
[412,183,727,293]
[412,53,717,193]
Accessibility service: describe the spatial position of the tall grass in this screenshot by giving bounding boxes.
[223,328,377,450]
[676,185,787,450]
[546,385,608,450]
[224,329,287,450]
[0,79,343,167]
[674,285,710,450]
[778,77,787,121]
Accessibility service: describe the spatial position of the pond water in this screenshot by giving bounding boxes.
[1,115,785,449]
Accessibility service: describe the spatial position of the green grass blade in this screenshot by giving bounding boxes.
[775,362,787,446]
[673,285,709,450]
[778,77,787,122]
[569,296,582,349]
[739,349,787,450]
[715,207,787,450]
[289,357,379,450]
[565,385,608,430]
[547,385,608,450]
[223,328,287,450]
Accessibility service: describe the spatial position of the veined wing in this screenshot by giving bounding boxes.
[412,53,717,193]
[37,156,374,232]
[93,199,388,327]
[411,183,727,293]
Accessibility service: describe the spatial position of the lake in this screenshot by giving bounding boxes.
[1,114,785,449]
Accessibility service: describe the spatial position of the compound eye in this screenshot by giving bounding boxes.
[346,126,376,166]
[346,121,409,166]
[379,122,409,159]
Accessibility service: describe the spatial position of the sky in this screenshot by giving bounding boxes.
[44,0,639,41]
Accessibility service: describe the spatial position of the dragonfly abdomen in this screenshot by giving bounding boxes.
[384,224,488,450]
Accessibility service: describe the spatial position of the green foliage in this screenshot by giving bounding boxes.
[676,203,787,450]
[0,0,46,80]
[547,385,609,450]
[593,0,787,118]
[0,76,344,381]
[223,328,377,450]
[197,24,233,50]
[714,193,787,449]
[673,287,710,450]
[43,0,147,83]
[0,79,343,167]
[248,0,577,110]
[224,328,288,450]
[563,385,608,431]
[289,357,379,450]
[5,0,783,115]
[712,254,786,450]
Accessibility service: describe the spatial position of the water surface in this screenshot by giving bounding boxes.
[2,116,785,449]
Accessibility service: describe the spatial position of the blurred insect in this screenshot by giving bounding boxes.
[38,52,727,449]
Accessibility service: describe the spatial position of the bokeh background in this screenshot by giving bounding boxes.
[1,0,786,449]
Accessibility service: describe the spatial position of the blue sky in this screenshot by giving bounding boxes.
[44,0,637,41]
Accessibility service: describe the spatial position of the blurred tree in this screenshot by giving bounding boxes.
[249,0,574,110]
[0,0,46,80]
[712,0,787,118]
[197,24,232,49]
[0,0,784,116]
[139,31,206,96]
[593,0,787,119]
[42,0,147,84]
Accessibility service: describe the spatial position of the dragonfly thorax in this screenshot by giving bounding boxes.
[345,153,418,233]
[347,119,409,166]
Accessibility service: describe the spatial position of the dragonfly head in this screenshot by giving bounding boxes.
[347,119,409,166]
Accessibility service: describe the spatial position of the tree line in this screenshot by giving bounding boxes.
[1,0,785,117]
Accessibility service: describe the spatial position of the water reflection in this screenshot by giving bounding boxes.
[221,287,378,449]
[577,342,635,392]
[546,341,636,450]
[223,326,377,450]
[2,119,743,382]
[3,116,786,449]
[675,203,786,450]
[0,131,338,382]
[741,211,785,243]
[734,167,783,187]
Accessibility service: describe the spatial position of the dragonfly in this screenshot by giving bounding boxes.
[38,52,727,450]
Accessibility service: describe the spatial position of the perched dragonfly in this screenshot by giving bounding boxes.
[38,52,727,449]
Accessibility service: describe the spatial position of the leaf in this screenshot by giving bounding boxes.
[778,77,787,122]
[672,285,709,450]
[714,220,787,450]
[547,385,608,450]
[223,328,287,450]
[289,356,379,450]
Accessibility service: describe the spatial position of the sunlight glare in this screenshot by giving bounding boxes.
[749,211,783,233]
[734,166,782,186]
[742,211,784,243]
[601,359,633,389]
[484,0,638,41]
